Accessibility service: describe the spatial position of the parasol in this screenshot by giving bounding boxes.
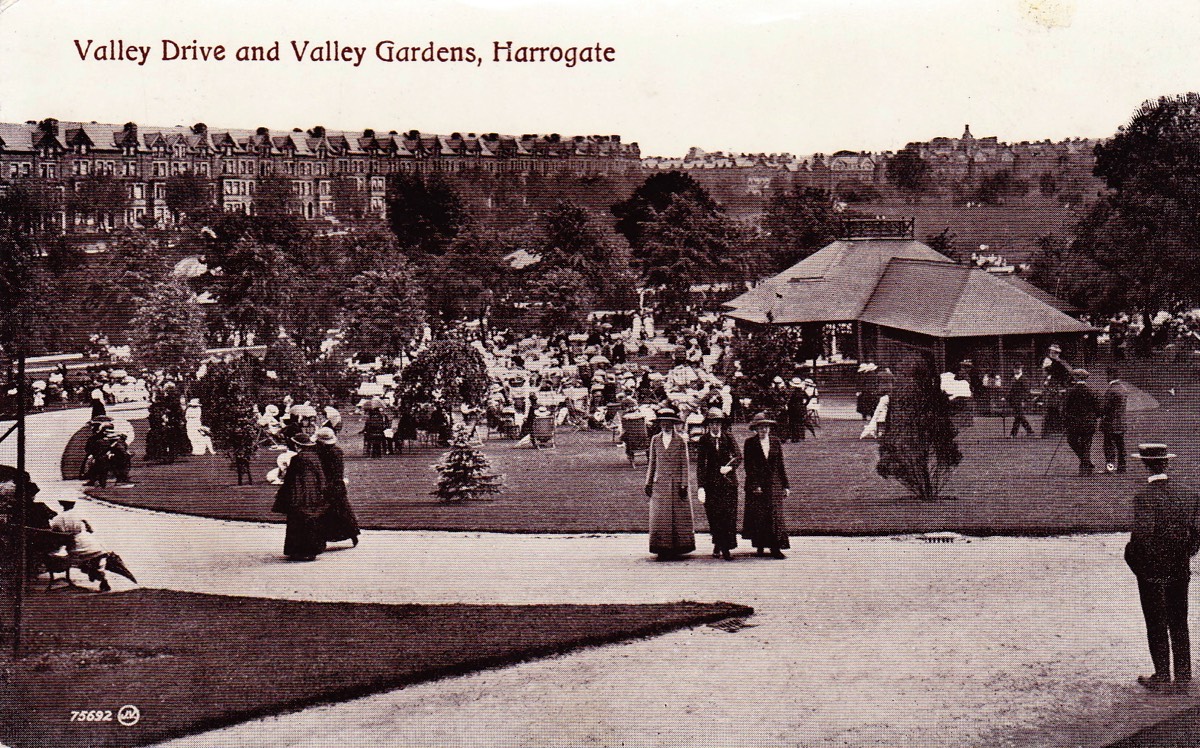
[103,552,137,584]
[109,418,135,445]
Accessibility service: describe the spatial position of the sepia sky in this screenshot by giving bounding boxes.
[0,0,1199,156]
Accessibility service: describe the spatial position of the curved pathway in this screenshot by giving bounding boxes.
[2,406,1190,747]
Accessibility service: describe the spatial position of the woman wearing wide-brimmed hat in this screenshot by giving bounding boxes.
[271,432,329,561]
[644,406,696,560]
[742,412,790,558]
[696,408,741,560]
[313,427,359,548]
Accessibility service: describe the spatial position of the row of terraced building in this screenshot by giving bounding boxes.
[0,118,642,232]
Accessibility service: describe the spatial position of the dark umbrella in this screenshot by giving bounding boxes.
[103,552,137,584]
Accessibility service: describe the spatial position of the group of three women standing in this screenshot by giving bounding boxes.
[645,407,790,561]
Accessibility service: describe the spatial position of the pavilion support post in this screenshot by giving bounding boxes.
[855,321,864,364]
[998,335,1006,379]
[935,338,946,374]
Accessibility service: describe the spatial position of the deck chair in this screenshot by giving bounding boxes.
[621,415,650,466]
[605,403,623,442]
[530,415,556,449]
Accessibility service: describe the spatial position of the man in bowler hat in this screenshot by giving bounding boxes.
[1062,368,1100,475]
[1125,444,1200,693]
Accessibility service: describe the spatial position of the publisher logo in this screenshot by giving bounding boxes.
[117,705,140,727]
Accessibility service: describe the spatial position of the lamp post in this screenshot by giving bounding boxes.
[9,351,26,658]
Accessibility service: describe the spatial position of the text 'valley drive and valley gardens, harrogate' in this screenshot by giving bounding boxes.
[72,39,618,68]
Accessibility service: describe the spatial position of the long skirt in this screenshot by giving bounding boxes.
[743,487,790,550]
[702,482,738,551]
[283,513,326,559]
[320,487,360,543]
[649,491,696,556]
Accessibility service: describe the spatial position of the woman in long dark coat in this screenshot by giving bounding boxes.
[272,434,329,561]
[742,412,790,558]
[696,408,741,560]
[644,406,696,560]
[314,427,360,547]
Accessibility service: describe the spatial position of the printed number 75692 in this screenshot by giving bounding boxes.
[70,710,113,722]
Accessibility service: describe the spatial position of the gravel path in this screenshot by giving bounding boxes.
[5,406,1193,747]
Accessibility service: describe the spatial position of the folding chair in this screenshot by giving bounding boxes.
[531,415,556,449]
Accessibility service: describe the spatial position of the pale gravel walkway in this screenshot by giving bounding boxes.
[4,407,1194,747]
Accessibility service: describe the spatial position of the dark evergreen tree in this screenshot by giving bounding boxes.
[431,426,502,502]
[876,358,962,501]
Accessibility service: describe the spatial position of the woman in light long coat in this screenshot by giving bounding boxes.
[644,406,696,560]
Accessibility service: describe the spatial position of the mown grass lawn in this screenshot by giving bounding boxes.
[76,354,1200,537]
[3,588,751,748]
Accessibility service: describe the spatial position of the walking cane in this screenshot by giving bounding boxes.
[1042,431,1067,476]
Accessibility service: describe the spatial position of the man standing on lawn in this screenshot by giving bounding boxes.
[1007,365,1035,438]
[1125,444,1200,693]
[1062,368,1100,475]
[1100,366,1129,474]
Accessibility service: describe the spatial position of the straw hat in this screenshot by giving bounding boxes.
[291,433,316,447]
[1132,443,1176,460]
[703,407,729,423]
[748,412,777,430]
[653,406,682,423]
[314,427,338,445]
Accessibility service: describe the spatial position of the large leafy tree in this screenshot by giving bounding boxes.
[65,175,130,228]
[1047,93,1200,352]
[541,200,609,275]
[204,236,295,340]
[759,186,838,273]
[730,327,805,406]
[401,340,488,407]
[537,200,635,308]
[422,231,515,324]
[631,193,744,317]
[385,173,466,255]
[886,146,931,197]
[0,185,59,355]
[164,173,217,224]
[611,170,718,249]
[130,279,207,376]
[526,267,595,335]
[340,259,427,357]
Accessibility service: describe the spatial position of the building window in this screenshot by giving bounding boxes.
[197,163,209,176]
[132,183,145,200]
[153,162,166,177]
[154,184,166,199]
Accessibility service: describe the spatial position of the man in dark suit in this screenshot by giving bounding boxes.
[1062,368,1100,475]
[1125,444,1200,693]
[1101,366,1129,474]
[1007,365,1034,438]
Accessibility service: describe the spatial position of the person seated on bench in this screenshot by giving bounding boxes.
[48,499,113,591]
